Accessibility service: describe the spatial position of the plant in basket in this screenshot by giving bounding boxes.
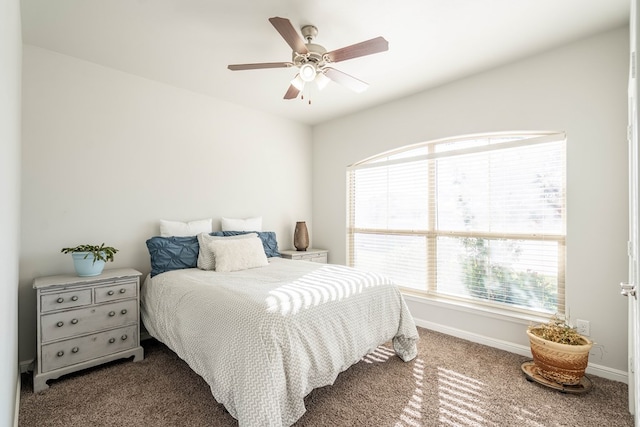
[527,314,593,386]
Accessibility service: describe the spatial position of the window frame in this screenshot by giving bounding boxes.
[346,131,566,316]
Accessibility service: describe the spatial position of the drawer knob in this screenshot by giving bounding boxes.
[71,347,79,353]
[121,334,128,341]
[56,297,64,303]
[108,338,116,344]
[121,309,127,315]
[56,321,64,327]
[71,318,78,325]
[107,290,115,296]
[108,311,116,317]
[57,351,64,357]
[71,295,78,301]
[119,288,126,294]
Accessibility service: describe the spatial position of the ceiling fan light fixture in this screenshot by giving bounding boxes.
[299,63,317,82]
[227,17,389,101]
[315,72,330,91]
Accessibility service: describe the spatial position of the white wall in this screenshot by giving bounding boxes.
[312,27,630,374]
[1,0,21,424]
[19,45,313,361]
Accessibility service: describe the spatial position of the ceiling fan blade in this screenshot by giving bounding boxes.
[325,36,389,63]
[228,62,292,71]
[269,17,309,54]
[324,68,369,93]
[284,84,300,100]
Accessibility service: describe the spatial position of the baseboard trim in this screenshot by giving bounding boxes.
[19,359,34,374]
[14,371,20,427]
[414,318,629,384]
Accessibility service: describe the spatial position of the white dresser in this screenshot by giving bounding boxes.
[279,248,328,263]
[32,268,144,392]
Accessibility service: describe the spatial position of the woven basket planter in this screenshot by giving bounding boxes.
[527,329,593,385]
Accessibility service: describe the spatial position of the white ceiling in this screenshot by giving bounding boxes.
[21,0,630,126]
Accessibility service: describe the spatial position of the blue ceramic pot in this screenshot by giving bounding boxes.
[71,252,106,277]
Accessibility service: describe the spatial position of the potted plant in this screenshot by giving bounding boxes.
[61,243,119,277]
[527,314,593,385]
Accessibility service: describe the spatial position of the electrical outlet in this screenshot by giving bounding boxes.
[576,319,590,336]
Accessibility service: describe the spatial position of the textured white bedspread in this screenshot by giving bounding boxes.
[141,258,419,426]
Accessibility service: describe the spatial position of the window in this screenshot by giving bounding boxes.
[347,132,566,315]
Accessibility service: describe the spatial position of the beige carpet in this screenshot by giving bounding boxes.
[19,327,633,426]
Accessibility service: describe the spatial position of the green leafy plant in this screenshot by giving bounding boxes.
[60,243,119,264]
[528,314,588,346]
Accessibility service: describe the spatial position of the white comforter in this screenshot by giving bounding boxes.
[141,258,419,426]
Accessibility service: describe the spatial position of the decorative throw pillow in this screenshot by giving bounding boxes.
[160,218,212,237]
[209,237,269,273]
[196,232,258,270]
[211,231,280,258]
[221,216,262,232]
[146,236,199,277]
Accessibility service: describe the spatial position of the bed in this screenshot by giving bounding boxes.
[141,232,419,426]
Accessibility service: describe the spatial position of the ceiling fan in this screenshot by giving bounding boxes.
[227,17,389,100]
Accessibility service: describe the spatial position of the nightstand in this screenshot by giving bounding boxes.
[32,268,144,392]
[280,248,328,263]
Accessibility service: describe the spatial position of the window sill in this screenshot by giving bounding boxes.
[400,291,551,327]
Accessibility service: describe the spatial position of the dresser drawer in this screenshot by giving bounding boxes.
[94,280,137,303]
[298,253,328,263]
[41,299,138,343]
[280,249,328,264]
[40,289,92,313]
[41,325,138,373]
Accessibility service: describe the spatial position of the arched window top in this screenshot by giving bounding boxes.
[350,131,565,168]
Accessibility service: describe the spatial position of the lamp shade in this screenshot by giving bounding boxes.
[315,72,330,90]
[299,63,316,82]
[290,74,304,90]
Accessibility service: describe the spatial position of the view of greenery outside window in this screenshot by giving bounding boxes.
[346,132,566,315]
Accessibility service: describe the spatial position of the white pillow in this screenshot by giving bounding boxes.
[209,237,268,273]
[160,218,212,237]
[196,232,258,270]
[221,216,262,232]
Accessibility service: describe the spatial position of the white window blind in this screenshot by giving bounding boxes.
[347,132,566,315]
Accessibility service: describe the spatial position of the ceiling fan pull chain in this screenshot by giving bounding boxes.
[300,87,311,105]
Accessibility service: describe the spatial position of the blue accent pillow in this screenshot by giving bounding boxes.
[146,236,199,277]
[210,231,281,258]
